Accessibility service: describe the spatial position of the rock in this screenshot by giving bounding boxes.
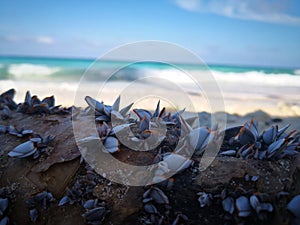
[244,110,271,122]
[195,156,293,194]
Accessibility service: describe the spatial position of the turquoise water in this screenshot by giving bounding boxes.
[0,55,299,82]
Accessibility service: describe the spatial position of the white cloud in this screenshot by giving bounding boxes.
[175,0,201,11]
[35,36,54,44]
[173,0,300,25]
[1,35,55,44]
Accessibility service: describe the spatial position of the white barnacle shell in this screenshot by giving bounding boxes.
[189,127,211,155]
[8,141,36,158]
[162,153,192,173]
[152,161,170,183]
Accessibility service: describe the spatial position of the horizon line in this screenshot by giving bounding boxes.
[0,54,298,70]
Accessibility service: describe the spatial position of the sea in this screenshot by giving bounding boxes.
[0,56,299,86]
[0,55,299,115]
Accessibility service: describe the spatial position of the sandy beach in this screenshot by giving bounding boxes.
[1,75,299,118]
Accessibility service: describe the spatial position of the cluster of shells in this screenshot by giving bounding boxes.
[0,89,68,158]
[1,89,300,224]
[58,164,113,224]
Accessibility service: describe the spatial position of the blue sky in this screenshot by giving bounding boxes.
[0,0,300,67]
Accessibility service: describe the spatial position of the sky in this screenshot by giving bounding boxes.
[0,0,300,67]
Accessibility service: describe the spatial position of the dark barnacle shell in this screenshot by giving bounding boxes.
[0,217,9,225]
[0,89,17,110]
[29,208,38,222]
[82,207,110,225]
[0,198,8,216]
[0,125,6,134]
[143,187,169,205]
[235,196,251,217]
[222,196,235,214]
[262,125,278,145]
[198,192,212,208]
[144,203,158,214]
[58,196,70,206]
[287,195,300,218]
[83,199,98,210]
[26,191,54,208]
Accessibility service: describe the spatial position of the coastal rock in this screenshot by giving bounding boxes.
[244,110,271,122]
[0,110,299,225]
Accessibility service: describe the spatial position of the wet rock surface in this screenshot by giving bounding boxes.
[0,111,299,225]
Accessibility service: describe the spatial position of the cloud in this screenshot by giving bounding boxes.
[0,35,54,44]
[0,35,20,42]
[173,0,300,25]
[34,36,54,44]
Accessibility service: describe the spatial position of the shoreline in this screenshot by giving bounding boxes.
[0,80,299,118]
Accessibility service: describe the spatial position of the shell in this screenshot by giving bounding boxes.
[262,126,278,145]
[287,195,300,218]
[95,115,110,122]
[250,195,261,212]
[198,192,212,208]
[58,196,70,206]
[85,96,105,113]
[222,196,234,214]
[220,150,236,156]
[110,110,125,121]
[0,198,8,215]
[149,187,169,205]
[82,206,107,221]
[133,109,152,120]
[119,102,134,117]
[189,127,210,155]
[244,120,260,138]
[267,138,285,158]
[236,196,251,217]
[236,127,256,146]
[0,217,9,225]
[83,199,98,210]
[103,137,119,153]
[260,203,273,212]
[0,88,15,99]
[277,124,291,138]
[0,125,6,134]
[144,203,158,214]
[8,141,36,158]
[29,208,38,222]
[162,153,192,173]
[111,95,120,111]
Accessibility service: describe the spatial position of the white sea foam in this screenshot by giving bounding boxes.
[212,70,300,87]
[294,69,300,75]
[8,63,61,78]
[139,68,300,88]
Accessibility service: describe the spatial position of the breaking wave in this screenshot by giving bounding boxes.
[8,63,61,78]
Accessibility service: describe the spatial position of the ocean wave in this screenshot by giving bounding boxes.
[137,68,300,88]
[294,69,300,75]
[212,70,300,87]
[8,63,61,78]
